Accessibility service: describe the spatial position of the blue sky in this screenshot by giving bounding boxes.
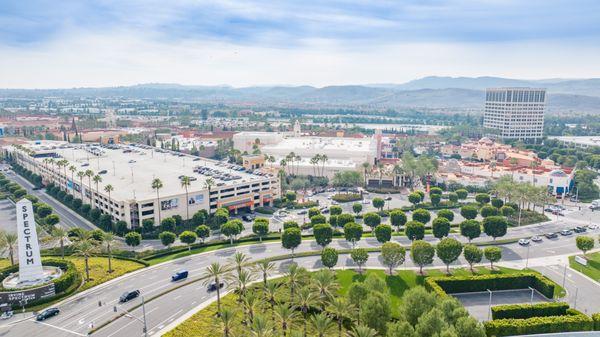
[1,0,599,88]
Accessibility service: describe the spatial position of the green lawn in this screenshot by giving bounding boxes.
[569,252,600,283]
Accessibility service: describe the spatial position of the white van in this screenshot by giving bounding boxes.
[589,200,600,209]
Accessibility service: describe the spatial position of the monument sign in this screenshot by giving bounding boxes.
[15,199,44,282]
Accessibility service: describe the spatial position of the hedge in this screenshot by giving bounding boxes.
[331,193,362,203]
[592,313,600,330]
[484,309,593,337]
[425,273,555,299]
[491,302,570,320]
[0,259,81,308]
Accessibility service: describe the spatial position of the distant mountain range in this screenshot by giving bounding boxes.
[2,76,600,114]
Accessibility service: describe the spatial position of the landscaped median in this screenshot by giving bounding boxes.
[569,251,600,282]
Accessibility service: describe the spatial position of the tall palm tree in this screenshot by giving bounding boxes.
[103,231,115,273]
[93,175,102,209]
[74,238,99,281]
[244,291,260,324]
[286,264,304,302]
[85,169,94,204]
[55,160,64,190]
[510,157,519,181]
[294,155,301,175]
[51,227,69,259]
[296,287,319,337]
[69,165,77,191]
[77,171,85,200]
[0,231,18,265]
[151,178,164,223]
[104,184,114,216]
[312,269,338,308]
[327,298,353,337]
[348,326,378,337]
[253,260,275,287]
[530,161,539,184]
[204,177,214,213]
[230,268,255,301]
[219,307,236,337]
[202,262,229,315]
[361,162,370,187]
[229,251,251,277]
[274,304,298,337]
[250,314,273,337]
[310,155,319,176]
[320,154,328,177]
[280,159,288,175]
[180,176,191,222]
[310,313,334,337]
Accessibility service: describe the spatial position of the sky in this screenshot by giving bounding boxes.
[1,0,600,89]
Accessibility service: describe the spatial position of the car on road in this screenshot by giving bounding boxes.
[207,282,224,292]
[574,226,587,233]
[531,235,542,242]
[171,270,188,282]
[242,215,255,222]
[589,224,599,230]
[36,308,59,321]
[119,290,140,303]
[544,232,558,239]
[518,239,530,246]
[552,210,565,216]
[559,229,573,236]
[384,196,392,201]
[320,208,330,214]
[32,186,43,190]
[297,210,307,215]
[361,199,370,205]
[98,170,108,175]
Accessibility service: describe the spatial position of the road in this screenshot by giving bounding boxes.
[2,218,599,337]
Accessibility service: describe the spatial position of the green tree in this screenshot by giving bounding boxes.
[576,235,595,256]
[321,247,338,269]
[344,222,363,247]
[179,230,197,251]
[404,221,425,241]
[411,240,435,274]
[282,227,302,258]
[374,224,392,243]
[475,193,490,204]
[252,218,269,242]
[482,216,508,240]
[463,244,483,272]
[221,219,243,244]
[460,205,478,220]
[142,218,155,233]
[430,187,443,196]
[191,209,208,227]
[415,308,448,337]
[455,316,486,337]
[402,286,436,326]
[36,204,53,218]
[159,231,176,248]
[484,246,502,269]
[125,232,142,250]
[202,262,228,314]
[308,207,321,218]
[436,237,463,273]
[283,220,299,229]
[336,214,355,228]
[314,223,333,249]
[44,214,60,227]
[330,205,343,215]
[350,248,369,274]
[195,225,210,243]
[455,189,468,200]
[50,227,68,259]
[372,197,385,211]
[432,217,451,239]
[430,194,441,206]
[437,209,455,222]
[361,293,391,335]
[491,198,504,208]
[408,192,421,205]
[459,220,481,242]
[352,203,363,215]
[500,205,515,217]
[411,209,430,224]
[73,238,99,281]
[151,178,164,223]
[161,217,176,232]
[387,321,415,337]
[480,205,498,217]
[448,192,459,203]
[381,241,406,275]
[363,212,381,229]
[389,210,407,232]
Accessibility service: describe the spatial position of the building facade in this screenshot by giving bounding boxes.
[483,88,546,140]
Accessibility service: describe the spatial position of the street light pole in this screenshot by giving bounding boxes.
[487,289,493,320]
[142,296,148,337]
[562,265,567,290]
[525,244,530,269]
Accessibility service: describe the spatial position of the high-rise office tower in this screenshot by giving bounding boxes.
[483,88,546,140]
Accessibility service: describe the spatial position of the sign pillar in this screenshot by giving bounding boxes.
[16,199,44,282]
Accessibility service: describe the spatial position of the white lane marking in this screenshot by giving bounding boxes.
[105,308,158,337]
[173,295,182,301]
[148,309,182,332]
[35,321,88,336]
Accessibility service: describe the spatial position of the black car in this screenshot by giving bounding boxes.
[36,308,59,321]
[574,226,587,233]
[119,290,140,303]
[207,282,224,292]
[544,232,558,239]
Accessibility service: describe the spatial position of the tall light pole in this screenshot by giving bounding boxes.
[487,289,493,320]
[525,244,530,269]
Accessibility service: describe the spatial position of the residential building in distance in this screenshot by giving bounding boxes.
[483,88,546,140]
[4,141,280,228]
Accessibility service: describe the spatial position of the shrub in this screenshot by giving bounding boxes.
[374,224,392,243]
[431,217,451,239]
[331,193,362,202]
[484,310,593,337]
[363,212,381,228]
[460,205,478,220]
[336,213,355,228]
[329,205,343,215]
[500,205,515,217]
[448,192,458,203]
[455,189,468,200]
[308,207,321,218]
[475,193,490,204]
[491,302,570,320]
[505,202,519,212]
[405,221,425,241]
[480,205,499,217]
[491,198,504,208]
[429,187,443,196]
[593,313,600,330]
[283,220,299,229]
[408,192,422,205]
[436,209,454,222]
[412,208,431,224]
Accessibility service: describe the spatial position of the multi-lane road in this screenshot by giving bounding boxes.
[2,216,599,337]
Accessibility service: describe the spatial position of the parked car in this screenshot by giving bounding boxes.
[574,226,587,233]
[98,170,108,175]
[385,196,392,201]
[171,270,188,282]
[207,282,224,292]
[544,232,558,239]
[320,208,330,214]
[119,290,140,303]
[589,224,599,230]
[531,235,542,242]
[242,215,255,222]
[560,229,573,236]
[361,199,370,205]
[297,210,307,215]
[518,239,530,246]
[36,308,60,321]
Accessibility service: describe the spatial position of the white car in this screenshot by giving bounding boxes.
[531,235,542,242]
[518,239,530,246]
[589,224,599,230]
[362,199,370,205]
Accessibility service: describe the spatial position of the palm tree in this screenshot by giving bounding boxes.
[250,314,273,337]
[348,326,378,337]
[151,178,164,223]
[263,281,279,317]
[230,268,255,301]
[202,262,228,315]
[311,313,334,337]
[312,269,338,308]
[253,260,275,287]
[295,155,301,175]
[180,176,191,222]
[244,291,260,324]
[204,177,215,213]
[510,157,519,181]
[327,298,353,337]
[530,161,539,184]
[69,165,77,191]
[104,184,114,216]
[310,155,319,176]
[0,231,18,265]
[361,162,370,186]
[280,159,288,175]
[296,287,319,337]
[51,227,69,259]
[74,238,99,281]
[93,174,102,209]
[219,307,236,337]
[286,264,304,302]
[76,171,85,200]
[103,231,115,273]
[274,304,298,337]
[320,154,328,177]
[376,162,384,187]
[229,251,251,277]
[85,169,94,204]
